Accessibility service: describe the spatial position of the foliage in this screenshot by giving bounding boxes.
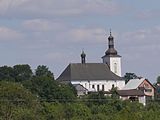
[0,64,33,83]
[109,84,119,99]
[0,81,43,120]
[24,76,76,102]
[13,64,33,82]
[35,65,54,79]
[42,102,65,120]
[0,64,160,120]
[0,66,15,81]
[124,72,138,84]
[64,103,91,120]
[156,76,160,84]
[84,91,107,106]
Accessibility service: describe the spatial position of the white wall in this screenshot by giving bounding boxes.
[110,57,121,77]
[71,80,125,92]
[139,96,146,106]
[102,56,121,77]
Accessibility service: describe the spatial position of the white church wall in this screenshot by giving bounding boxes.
[110,57,121,77]
[116,80,125,90]
[102,56,121,77]
[71,80,125,92]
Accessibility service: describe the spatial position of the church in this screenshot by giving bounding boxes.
[57,31,125,93]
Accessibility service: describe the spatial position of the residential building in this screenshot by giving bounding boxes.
[118,78,155,105]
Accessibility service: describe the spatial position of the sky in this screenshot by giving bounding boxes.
[0,0,160,83]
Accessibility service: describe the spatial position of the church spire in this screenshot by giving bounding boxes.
[110,28,112,36]
[102,30,122,77]
[105,30,118,56]
[81,50,86,64]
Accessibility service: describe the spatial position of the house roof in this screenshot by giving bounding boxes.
[73,84,88,91]
[122,78,145,90]
[57,63,123,81]
[117,89,145,96]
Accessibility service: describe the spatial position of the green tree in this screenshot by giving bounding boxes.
[0,66,15,81]
[91,113,109,120]
[64,103,91,120]
[42,102,65,120]
[0,81,43,120]
[35,65,54,79]
[156,76,160,84]
[24,76,76,102]
[109,84,119,99]
[13,64,33,82]
[25,76,58,101]
[124,73,138,84]
[84,91,107,106]
[57,84,76,102]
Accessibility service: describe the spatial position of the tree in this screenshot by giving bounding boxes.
[24,76,58,101]
[0,81,43,120]
[124,73,138,84]
[64,103,91,120]
[84,91,107,106]
[13,64,33,82]
[109,85,119,99]
[35,65,54,79]
[24,76,76,102]
[42,102,65,120]
[156,76,160,84]
[0,66,15,81]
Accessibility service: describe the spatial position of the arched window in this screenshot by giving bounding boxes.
[114,63,117,74]
[102,85,105,91]
[97,85,100,91]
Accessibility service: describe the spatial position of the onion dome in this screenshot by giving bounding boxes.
[105,31,118,55]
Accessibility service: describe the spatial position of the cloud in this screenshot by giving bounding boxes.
[66,27,105,43]
[23,19,53,32]
[21,19,107,46]
[0,0,28,15]
[0,26,24,41]
[115,27,160,63]
[0,0,123,19]
[22,19,67,32]
[135,9,160,20]
[120,27,160,48]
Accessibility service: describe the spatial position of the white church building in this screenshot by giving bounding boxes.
[57,32,125,93]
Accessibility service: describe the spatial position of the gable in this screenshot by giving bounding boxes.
[139,79,154,89]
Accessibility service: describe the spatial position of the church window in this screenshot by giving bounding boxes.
[85,83,87,88]
[112,84,115,89]
[92,85,95,88]
[97,85,100,91]
[114,63,117,73]
[102,85,105,91]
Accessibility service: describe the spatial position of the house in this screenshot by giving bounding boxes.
[57,31,125,92]
[73,84,88,96]
[117,89,146,105]
[117,78,155,105]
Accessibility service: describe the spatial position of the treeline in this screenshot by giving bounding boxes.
[1,64,160,120]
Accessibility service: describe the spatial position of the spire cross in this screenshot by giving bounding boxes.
[81,49,86,64]
[110,28,112,36]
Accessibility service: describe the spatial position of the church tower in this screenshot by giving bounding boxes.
[102,31,122,77]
